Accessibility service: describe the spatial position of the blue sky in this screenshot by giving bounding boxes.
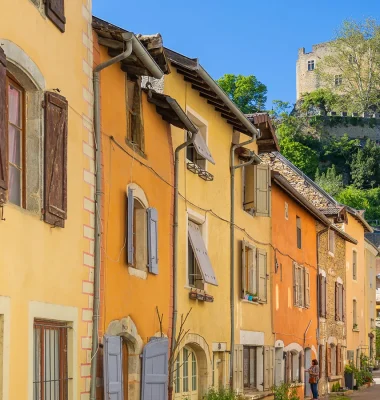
[93,0,380,109]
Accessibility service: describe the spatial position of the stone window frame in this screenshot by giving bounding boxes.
[1,40,46,216]
[307,60,315,71]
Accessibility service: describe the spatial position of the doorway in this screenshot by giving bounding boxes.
[304,348,312,398]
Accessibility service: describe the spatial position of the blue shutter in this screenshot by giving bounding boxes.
[141,337,169,400]
[127,188,134,265]
[103,335,123,400]
[147,207,159,275]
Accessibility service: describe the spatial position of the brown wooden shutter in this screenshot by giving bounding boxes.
[44,91,68,228]
[337,344,342,375]
[318,345,323,378]
[326,346,331,378]
[46,0,66,32]
[0,47,7,204]
[323,276,327,318]
[335,282,339,321]
[342,285,346,322]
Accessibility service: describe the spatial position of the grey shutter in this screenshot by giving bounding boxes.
[257,248,267,302]
[0,47,7,205]
[241,241,247,297]
[293,263,297,306]
[103,335,123,400]
[147,207,158,274]
[323,276,327,318]
[254,164,270,217]
[127,187,134,265]
[305,268,310,308]
[342,285,345,322]
[191,131,215,164]
[243,165,255,213]
[141,337,169,400]
[233,345,243,392]
[263,346,270,390]
[188,221,218,286]
[299,267,305,307]
[248,244,257,294]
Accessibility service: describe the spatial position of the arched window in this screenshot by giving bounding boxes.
[174,346,198,399]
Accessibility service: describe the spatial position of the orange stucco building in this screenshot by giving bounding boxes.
[271,173,320,399]
[92,19,195,400]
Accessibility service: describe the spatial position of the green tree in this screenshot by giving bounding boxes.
[337,185,370,210]
[315,165,344,197]
[351,139,380,188]
[279,133,319,177]
[316,18,380,113]
[300,88,340,114]
[216,74,267,113]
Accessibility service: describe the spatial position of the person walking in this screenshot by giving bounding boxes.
[308,359,320,399]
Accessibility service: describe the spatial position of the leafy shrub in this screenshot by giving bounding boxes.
[203,388,244,400]
[272,383,300,400]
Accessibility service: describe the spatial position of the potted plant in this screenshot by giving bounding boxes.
[189,291,197,300]
[204,294,214,303]
[344,363,355,390]
[246,292,258,302]
[353,323,358,330]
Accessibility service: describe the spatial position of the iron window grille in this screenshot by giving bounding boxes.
[33,319,71,400]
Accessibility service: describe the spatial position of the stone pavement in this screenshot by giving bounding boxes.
[348,370,380,399]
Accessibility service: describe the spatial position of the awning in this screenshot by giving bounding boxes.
[188,221,218,286]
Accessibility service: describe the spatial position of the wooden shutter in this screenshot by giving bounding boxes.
[44,92,68,228]
[0,47,7,204]
[147,207,158,275]
[254,163,270,217]
[318,274,322,317]
[243,165,255,213]
[188,221,218,286]
[299,351,304,383]
[337,344,342,376]
[257,248,267,302]
[141,337,168,400]
[241,241,247,297]
[300,267,305,307]
[233,345,243,392]
[335,282,339,321]
[269,347,275,389]
[248,245,256,294]
[323,276,327,318]
[293,263,298,306]
[286,352,291,383]
[305,268,310,308]
[263,346,271,390]
[127,187,134,265]
[342,285,346,322]
[45,0,66,32]
[326,346,331,378]
[103,335,123,399]
[318,346,323,378]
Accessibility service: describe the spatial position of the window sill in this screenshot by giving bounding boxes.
[352,328,360,332]
[125,138,146,159]
[241,299,266,305]
[329,251,335,257]
[128,267,147,280]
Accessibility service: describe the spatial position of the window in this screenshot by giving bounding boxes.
[308,60,315,71]
[126,186,159,274]
[6,75,25,207]
[293,263,310,308]
[186,111,214,173]
[319,274,327,318]
[241,241,267,302]
[33,319,69,400]
[353,299,357,329]
[348,54,357,64]
[330,345,337,376]
[329,230,335,255]
[242,163,271,217]
[352,250,357,280]
[187,220,218,287]
[335,282,345,322]
[287,351,301,383]
[126,77,145,153]
[296,216,302,249]
[334,75,342,86]
[243,346,258,389]
[174,347,198,396]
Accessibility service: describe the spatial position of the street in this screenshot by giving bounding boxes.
[349,370,380,399]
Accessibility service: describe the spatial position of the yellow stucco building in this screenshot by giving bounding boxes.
[163,49,278,398]
[0,0,94,398]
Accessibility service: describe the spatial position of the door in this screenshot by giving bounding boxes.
[274,348,283,387]
[174,346,198,400]
[304,348,312,398]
